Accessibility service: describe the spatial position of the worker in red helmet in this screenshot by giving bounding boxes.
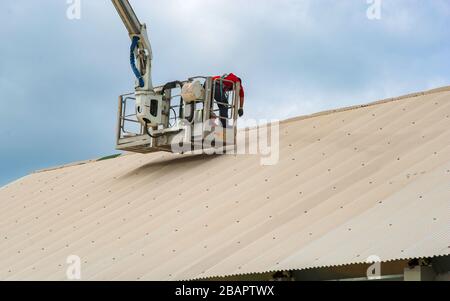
[212,73,245,128]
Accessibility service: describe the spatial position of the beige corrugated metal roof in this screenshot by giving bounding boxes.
[1,87,450,280]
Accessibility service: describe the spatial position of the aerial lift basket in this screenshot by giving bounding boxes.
[115,77,241,154]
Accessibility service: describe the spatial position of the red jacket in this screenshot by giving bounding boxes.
[212,73,245,109]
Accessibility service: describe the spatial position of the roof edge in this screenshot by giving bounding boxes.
[281,85,450,125]
[32,159,99,174]
[193,253,450,281]
[32,155,127,175]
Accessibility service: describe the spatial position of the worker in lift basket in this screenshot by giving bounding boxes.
[212,73,245,128]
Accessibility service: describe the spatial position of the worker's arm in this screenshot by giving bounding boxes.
[238,84,245,117]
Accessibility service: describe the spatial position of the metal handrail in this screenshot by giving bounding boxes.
[211,78,237,124]
[117,95,143,139]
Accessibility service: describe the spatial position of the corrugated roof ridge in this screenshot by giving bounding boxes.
[31,154,133,175]
[31,85,450,175]
[282,85,450,125]
[32,159,97,174]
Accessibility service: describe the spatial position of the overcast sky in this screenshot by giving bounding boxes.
[0,0,449,186]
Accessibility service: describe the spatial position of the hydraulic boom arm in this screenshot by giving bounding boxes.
[111,0,141,35]
[111,0,154,91]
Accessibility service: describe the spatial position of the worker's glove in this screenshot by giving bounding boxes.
[238,108,244,117]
